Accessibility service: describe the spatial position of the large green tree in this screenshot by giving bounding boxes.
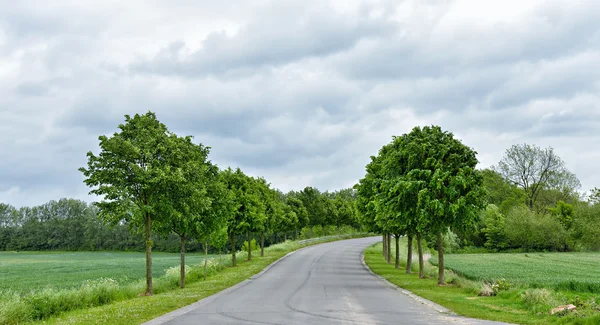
[156,135,225,288]
[220,168,261,266]
[79,112,177,295]
[407,126,486,284]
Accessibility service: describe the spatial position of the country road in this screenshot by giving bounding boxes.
[146,237,511,325]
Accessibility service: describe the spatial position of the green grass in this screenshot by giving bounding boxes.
[365,242,600,325]
[436,252,600,293]
[29,250,286,325]
[0,233,368,325]
[0,251,218,293]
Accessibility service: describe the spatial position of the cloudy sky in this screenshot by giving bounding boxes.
[1,0,599,207]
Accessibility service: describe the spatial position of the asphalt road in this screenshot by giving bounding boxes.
[150,237,511,325]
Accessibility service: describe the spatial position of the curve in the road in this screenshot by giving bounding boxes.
[144,237,512,325]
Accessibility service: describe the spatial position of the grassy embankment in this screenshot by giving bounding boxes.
[0,251,219,293]
[364,239,600,325]
[0,234,367,325]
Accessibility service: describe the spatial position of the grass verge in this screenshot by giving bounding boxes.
[364,242,600,325]
[12,234,368,325]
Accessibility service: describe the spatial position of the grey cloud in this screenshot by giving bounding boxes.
[16,82,49,96]
[2,0,600,207]
[132,2,398,77]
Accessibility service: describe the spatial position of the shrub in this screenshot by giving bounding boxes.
[442,229,461,254]
[242,239,257,252]
[504,206,567,251]
[482,204,508,251]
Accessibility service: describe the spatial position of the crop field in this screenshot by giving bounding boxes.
[0,251,220,293]
[440,252,600,292]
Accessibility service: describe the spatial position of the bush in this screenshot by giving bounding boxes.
[242,239,257,252]
[482,204,508,251]
[571,203,600,251]
[442,229,461,254]
[504,206,567,251]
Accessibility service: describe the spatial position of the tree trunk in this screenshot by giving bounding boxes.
[395,235,400,269]
[180,235,186,289]
[382,234,386,258]
[437,232,445,285]
[387,233,392,264]
[417,233,424,279]
[247,230,252,261]
[204,240,208,281]
[230,232,236,267]
[144,214,153,295]
[260,232,265,257]
[406,234,413,274]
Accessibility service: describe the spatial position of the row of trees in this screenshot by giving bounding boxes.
[355,126,486,285]
[75,112,360,295]
[0,190,357,253]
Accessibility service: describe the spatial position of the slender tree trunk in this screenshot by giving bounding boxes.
[406,234,413,274]
[180,235,186,289]
[260,232,265,257]
[231,232,236,267]
[395,235,400,269]
[417,233,424,279]
[387,233,392,264]
[204,240,208,281]
[144,214,153,295]
[382,234,386,258]
[437,232,445,285]
[247,230,252,261]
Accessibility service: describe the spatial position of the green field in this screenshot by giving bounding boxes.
[439,252,600,293]
[0,251,219,293]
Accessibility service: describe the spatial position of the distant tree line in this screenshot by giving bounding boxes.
[0,189,359,254]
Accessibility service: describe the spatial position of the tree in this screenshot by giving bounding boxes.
[286,196,308,237]
[297,187,326,232]
[79,112,176,295]
[495,144,581,211]
[588,187,600,205]
[548,200,575,231]
[481,204,507,251]
[156,135,224,288]
[406,126,486,284]
[220,168,260,266]
[355,153,388,263]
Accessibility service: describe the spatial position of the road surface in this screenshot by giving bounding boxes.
[150,237,511,325]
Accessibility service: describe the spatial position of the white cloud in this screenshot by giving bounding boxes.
[1,0,599,207]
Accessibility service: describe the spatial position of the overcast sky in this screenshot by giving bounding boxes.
[1,0,599,207]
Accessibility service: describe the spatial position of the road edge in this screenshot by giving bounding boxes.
[142,237,367,325]
[359,242,455,315]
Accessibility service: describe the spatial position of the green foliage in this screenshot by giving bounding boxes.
[589,187,600,205]
[79,112,184,294]
[482,204,508,251]
[504,206,568,251]
[442,229,461,254]
[570,203,600,251]
[242,239,257,252]
[548,200,575,230]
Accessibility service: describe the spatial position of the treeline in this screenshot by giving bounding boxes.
[452,160,600,253]
[0,189,359,253]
